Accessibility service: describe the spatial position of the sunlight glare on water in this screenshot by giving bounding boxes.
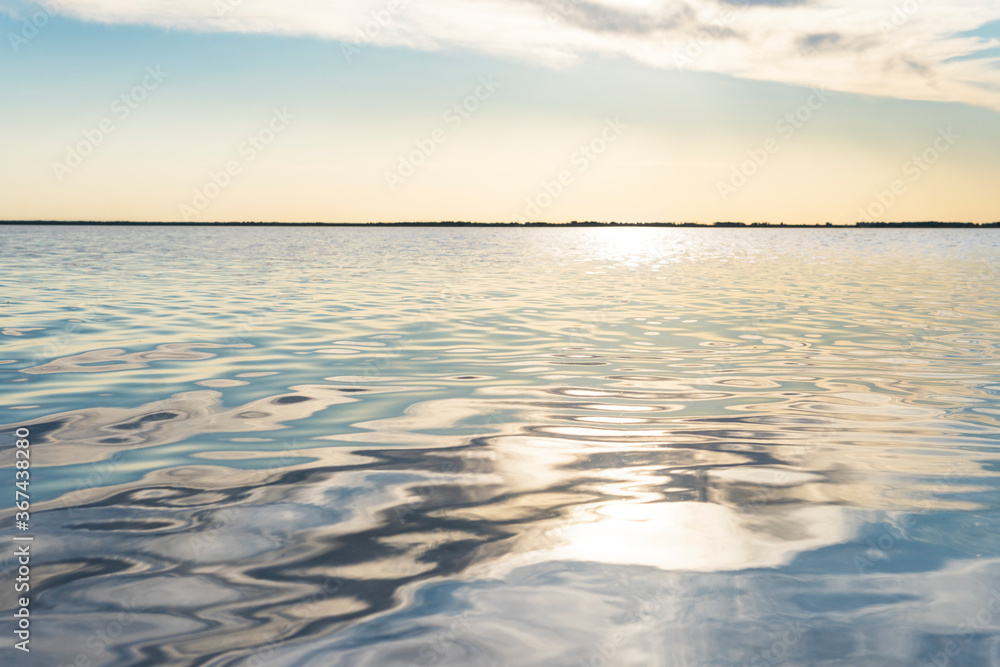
[2,226,1000,666]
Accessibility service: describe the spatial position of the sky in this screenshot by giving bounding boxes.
[1,0,998,224]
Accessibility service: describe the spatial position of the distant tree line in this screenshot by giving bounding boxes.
[2,220,998,227]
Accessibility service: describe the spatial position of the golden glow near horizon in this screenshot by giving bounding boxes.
[1,0,998,223]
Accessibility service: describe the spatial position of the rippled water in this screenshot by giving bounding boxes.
[2,226,1000,666]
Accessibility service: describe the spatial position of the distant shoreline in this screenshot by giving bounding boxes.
[1,221,998,228]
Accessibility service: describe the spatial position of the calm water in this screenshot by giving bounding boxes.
[2,226,1000,667]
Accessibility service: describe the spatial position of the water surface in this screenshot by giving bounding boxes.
[2,226,1000,666]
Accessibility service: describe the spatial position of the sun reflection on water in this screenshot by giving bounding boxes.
[3,226,1000,666]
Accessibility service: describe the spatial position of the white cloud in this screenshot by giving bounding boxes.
[9,0,1000,108]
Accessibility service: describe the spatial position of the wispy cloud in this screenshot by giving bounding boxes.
[6,0,1000,108]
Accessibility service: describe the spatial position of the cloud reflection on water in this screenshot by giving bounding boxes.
[3,227,1000,665]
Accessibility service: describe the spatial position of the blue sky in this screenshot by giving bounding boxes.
[1,0,999,223]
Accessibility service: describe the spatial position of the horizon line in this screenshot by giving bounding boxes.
[2,221,999,228]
